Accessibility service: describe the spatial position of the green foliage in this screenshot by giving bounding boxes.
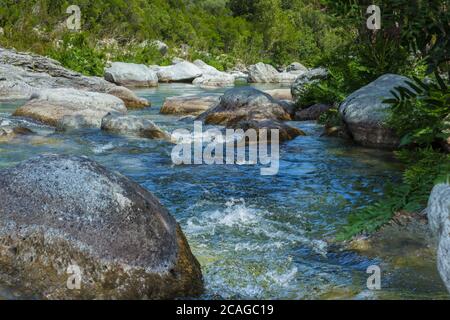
[47,33,106,76]
[337,148,450,240]
[385,74,450,147]
[0,0,351,73]
[317,108,342,128]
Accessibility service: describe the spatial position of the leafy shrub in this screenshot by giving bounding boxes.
[385,74,450,147]
[337,147,450,240]
[48,33,106,76]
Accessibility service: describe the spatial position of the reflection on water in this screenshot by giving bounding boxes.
[0,84,447,299]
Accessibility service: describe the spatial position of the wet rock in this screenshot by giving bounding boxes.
[291,68,328,103]
[104,62,158,87]
[295,104,332,121]
[197,87,303,141]
[0,154,203,299]
[427,184,450,293]
[161,94,220,115]
[228,118,305,142]
[14,88,126,129]
[157,61,202,83]
[0,47,145,108]
[106,86,150,109]
[339,74,411,149]
[0,122,34,140]
[248,62,279,83]
[101,113,170,140]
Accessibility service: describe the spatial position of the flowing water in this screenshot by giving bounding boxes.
[0,83,448,299]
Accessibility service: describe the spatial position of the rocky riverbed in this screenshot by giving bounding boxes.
[0,47,449,300]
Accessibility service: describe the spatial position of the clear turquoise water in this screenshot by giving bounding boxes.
[0,84,447,299]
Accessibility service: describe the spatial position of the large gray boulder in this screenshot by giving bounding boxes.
[248,62,280,83]
[14,88,127,129]
[339,74,411,149]
[291,67,328,103]
[427,184,450,293]
[161,94,220,115]
[0,155,203,299]
[196,87,304,141]
[192,60,235,87]
[104,62,158,87]
[0,47,147,108]
[101,113,170,140]
[157,61,202,83]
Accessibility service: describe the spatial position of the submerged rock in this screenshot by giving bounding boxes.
[197,87,303,141]
[161,94,220,115]
[339,74,411,149]
[0,47,148,108]
[0,123,34,140]
[104,62,158,87]
[0,154,203,299]
[101,113,170,140]
[157,61,202,83]
[14,88,126,129]
[427,184,450,293]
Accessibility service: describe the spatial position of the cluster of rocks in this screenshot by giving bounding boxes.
[195,87,304,142]
[105,58,235,88]
[103,59,317,89]
[0,47,149,109]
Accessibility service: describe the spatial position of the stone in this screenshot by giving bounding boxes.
[291,68,328,103]
[101,113,170,140]
[161,94,220,115]
[0,47,146,108]
[157,61,202,83]
[339,74,412,149]
[104,62,158,87]
[248,62,280,83]
[13,88,126,129]
[286,62,308,73]
[106,86,150,109]
[196,87,303,142]
[0,154,203,299]
[427,184,450,293]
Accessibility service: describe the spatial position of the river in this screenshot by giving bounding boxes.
[0,83,447,299]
